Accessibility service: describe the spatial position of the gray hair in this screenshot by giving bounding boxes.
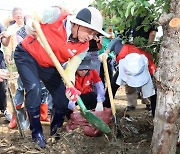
[12,7,23,15]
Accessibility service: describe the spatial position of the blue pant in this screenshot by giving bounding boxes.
[14,44,68,112]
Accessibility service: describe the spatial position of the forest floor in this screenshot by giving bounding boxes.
[0,72,179,154]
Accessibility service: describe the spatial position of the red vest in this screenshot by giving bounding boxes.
[75,70,101,94]
[22,13,89,67]
[116,44,156,75]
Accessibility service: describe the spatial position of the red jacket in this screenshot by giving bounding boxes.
[116,44,156,75]
[22,13,89,67]
[75,70,101,94]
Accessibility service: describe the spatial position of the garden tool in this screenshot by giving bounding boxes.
[32,21,111,134]
[9,65,16,94]
[16,108,30,130]
[102,55,117,123]
[8,104,28,129]
[6,80,26,137]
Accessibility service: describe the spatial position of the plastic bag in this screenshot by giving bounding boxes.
[66,107,112,137]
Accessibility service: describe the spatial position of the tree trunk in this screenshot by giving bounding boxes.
[151,1,180,153]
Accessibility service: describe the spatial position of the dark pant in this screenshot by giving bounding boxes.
[0,82,7,111]
[103,71,119,108]
[14,44,69,113]
[100,57,115,86]
[0,51,7,111]
[80,92,97,110]
[150,94,157,117]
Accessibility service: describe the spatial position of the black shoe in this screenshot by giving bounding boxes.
[145,104,151,111]
[27,107,46,148]
[126,106,135,111]
[32,132,46,148]
[50,109,65,137]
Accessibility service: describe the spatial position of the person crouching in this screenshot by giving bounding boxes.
[67,54,105,115]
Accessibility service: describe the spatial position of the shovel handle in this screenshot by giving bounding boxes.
[102,55,116,116]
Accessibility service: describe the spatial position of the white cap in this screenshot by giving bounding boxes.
[116,53,151,87]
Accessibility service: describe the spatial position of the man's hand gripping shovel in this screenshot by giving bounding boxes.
[32,21,111,134]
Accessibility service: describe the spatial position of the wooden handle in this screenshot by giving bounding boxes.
[32,21,73,88]
[41,121,67,126]
[102,55,116,116]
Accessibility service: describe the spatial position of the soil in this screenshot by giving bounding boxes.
[0,74,179,154]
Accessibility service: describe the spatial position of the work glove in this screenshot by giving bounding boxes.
[95,102,104,111]
[65,87,81,102]
[98,53,108,62]
[25,18,37,36]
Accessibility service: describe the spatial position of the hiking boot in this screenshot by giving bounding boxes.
[3,110,12,122]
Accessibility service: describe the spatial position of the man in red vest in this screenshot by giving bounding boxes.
[14,6,109,148]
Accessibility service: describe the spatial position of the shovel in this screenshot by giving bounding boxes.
[16,108,30,130]
[32,21,111,134]
[6,80,25,137]
[102,55,117,123]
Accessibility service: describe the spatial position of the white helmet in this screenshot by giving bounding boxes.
[70,7,110,38]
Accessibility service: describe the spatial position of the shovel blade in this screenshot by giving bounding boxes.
[17,108,30,130]
[77,97,111,134]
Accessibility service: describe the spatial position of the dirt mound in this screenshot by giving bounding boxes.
[0,108,154,154]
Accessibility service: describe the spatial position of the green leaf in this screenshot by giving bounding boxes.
[125,2,134,18]
[143,1,150,7]
[131,5,135,16]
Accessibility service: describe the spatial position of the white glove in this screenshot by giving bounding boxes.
[98,53,108,62]
[25,18,37,35]
[95,102,103,111]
